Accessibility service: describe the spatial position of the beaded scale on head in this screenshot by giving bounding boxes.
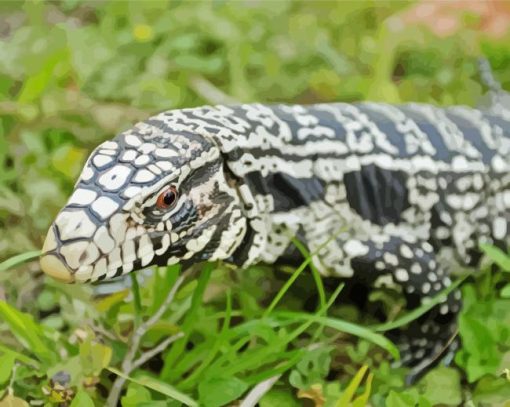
[40,62,510,382]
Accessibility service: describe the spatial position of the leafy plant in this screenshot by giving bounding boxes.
[1,1,510,405]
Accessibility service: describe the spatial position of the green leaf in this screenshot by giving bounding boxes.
[107,367,198,407]
[51,144,87,180]
[0,394,29,407]
[500,284,510,298]
[70,389,95,407]
[473,377,510,405]
[198,376,248,407]
[79,338,112,377]
[480,244,510,272]
[385,390,432,407]
[419,367,461,406]
[0,352,15,385]
[17,50,68,104]
[121,383,152,407]
[260,389,300,407]
[385,391,416,407]
[289,347,332,390]
[336,365,368,406]
[0,301,55,365]
[0,251,41,273]
[0,343,39,368]
[352,372,373,407]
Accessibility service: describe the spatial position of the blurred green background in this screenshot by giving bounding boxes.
[1,1,510,406]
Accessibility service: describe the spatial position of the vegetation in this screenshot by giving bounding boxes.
[1,1,510,406]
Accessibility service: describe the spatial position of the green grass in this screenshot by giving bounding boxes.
[1,1,510,406]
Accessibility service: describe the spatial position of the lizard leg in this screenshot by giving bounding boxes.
[343,236,461,381]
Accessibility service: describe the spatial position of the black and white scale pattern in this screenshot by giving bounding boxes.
[42,101,510,379]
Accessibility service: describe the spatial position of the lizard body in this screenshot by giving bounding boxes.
[40,101,510,378]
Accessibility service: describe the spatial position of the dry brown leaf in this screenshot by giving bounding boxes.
[297,383,326,407]
[398,0,510,38]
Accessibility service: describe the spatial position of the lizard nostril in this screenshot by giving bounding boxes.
[79,251,87,263]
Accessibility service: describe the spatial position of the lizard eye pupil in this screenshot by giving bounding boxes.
[157,186,178,209]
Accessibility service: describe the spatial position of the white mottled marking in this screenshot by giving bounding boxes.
[60,241,88,269]
[140,143,156,154]
[155,148,178,158]
[101,141,118,150]
[439,304,449,315]
[109,213,128,244]
[82,243,100,266]
[410,262,422,274]
[343,240,369,257]
[122,239,136,263]
[90,257,107,281]
[75,265,93,282]
[400,244,413,259]
[155,234,170,255]
[57,210,96,240]
[141,252,154,267]
[134,155,150,166]
[68,189,97,206]
[107,247,122,271]
[125,135,142,147]
[91,196,119,219]
[137,234,153,258]
[156,161,174,171]
[148,164,162,175]
[94,226,115,254]
[395,268,409,282]
[134,169,156,183]
[81,166,94,181]
[122,262,133,274]
[123,186,142,199]
[121,150,137,161]
[98,165,132,191]
[99,149,116,156]
[427,272,437,282]
[93,154,113,168]
[492,155,508,172]
[383,252,398,266]
[493,217,507,240]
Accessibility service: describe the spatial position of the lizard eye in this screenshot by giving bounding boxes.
[156,186,178,210]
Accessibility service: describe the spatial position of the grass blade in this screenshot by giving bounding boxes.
[371,273,470,332]
[291,237,326,310]
[161,262,214,380]
[130,273,142,326]
[336,364,368,406]
[0,343,40,368]
[108,367,198,407]
[0,300,55,365]
[480,244,510,272]
[275,311,399,359]
[179,288,233,389]
[0,250,41,273]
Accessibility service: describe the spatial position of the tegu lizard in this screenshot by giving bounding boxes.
[40,97,510,379]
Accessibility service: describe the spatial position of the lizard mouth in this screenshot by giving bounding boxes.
[39,211,175,283]
[40,227,75,283]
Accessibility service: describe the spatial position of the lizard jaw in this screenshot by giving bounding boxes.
[40,227,75,283]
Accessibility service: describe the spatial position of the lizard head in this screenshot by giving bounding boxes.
[39,114,247,283]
